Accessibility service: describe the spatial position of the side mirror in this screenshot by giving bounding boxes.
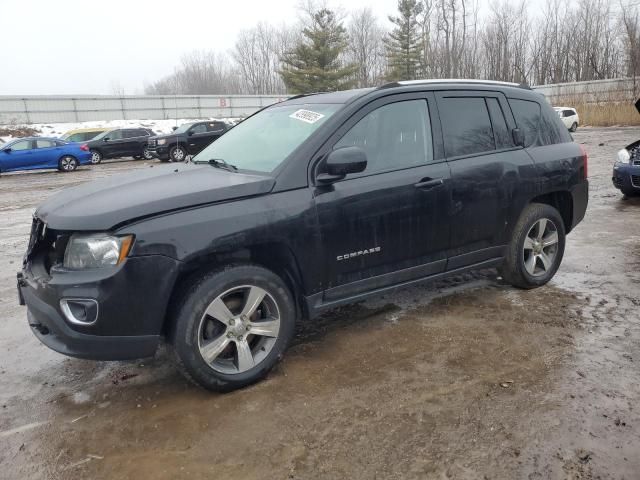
[512,128,525,147]
[103,137,110,142]
[172,126,178,131]
[316,146,367,184]
[188,130,194,136]
[3,147,11,153]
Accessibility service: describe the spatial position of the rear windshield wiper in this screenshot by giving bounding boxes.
[205,158,238,172]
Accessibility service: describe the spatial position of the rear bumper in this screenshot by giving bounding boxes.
[612,163,640,192]
[570,179,589,230]
[19,253,181,360]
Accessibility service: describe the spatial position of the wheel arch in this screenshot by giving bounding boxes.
[529,191,574,233]
[161,242,308,336]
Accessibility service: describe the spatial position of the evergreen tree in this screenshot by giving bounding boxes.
[280,9,355,93]
[385,0,424,81]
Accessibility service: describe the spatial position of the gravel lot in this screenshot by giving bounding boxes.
[1,128,639,480]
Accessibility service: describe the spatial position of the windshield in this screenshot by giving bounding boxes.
[192,103,340,172]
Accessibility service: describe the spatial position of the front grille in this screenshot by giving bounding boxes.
[632,175,640,188]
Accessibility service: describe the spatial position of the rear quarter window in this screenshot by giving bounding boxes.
[508,99,540,147]
[539,105,572,145]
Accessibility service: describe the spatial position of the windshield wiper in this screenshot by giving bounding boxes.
[205,158,238,172]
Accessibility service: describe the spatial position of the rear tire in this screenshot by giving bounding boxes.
[90,150,102,164]
[169,264,296,392]
[569,122,578,132]
[58,155,78,172]
[500,203,566,289]
[169,145,187,162]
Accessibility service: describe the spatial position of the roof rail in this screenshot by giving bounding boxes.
[378,79,531,90]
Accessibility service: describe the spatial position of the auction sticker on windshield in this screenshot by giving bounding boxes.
[289,109,325,124]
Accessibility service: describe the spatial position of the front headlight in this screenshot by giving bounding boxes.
[617,149,631,164]
[63,234,134,270]
[157,139,167,145]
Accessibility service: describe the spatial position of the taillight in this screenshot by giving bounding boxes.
[579,144,588,179]
[80,144,89,152]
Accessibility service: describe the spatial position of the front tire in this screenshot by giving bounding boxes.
[142,147,154,160]
[58,155,78,172]
[569,122,578,132]
[90,150,102,164]
[501,203,566,289]
[169,265,296,392]
[169,145,187,162]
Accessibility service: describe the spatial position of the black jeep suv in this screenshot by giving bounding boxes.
[18,80,588,392]
[86,128,155,164]
[147,120,230,162]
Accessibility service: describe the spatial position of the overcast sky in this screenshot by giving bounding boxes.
[2,0,549,95]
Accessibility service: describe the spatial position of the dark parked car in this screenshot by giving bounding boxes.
[18,80,588,392]
[1,137,91,173]
[86,128,155,164]
[612,99,640,196]
[147,120,230,162]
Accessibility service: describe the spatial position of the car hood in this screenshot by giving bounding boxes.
[36,163,275,230]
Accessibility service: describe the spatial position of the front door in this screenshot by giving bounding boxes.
[1,140,36,171]
[102,129,126,157]
[313,94,451,303]
[187,123,212,155]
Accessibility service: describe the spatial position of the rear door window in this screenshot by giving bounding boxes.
[122,129,138,139]
[439,96,495,157]
[36,140,55,148]
[508,99,540,147]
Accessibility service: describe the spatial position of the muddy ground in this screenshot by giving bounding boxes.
[0,128,639,480]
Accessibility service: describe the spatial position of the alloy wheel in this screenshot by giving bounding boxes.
[90,151,101,164]
[523,218,559,277]
[60,156,77,171]
[172,147,185,161]
[197,285,281,374]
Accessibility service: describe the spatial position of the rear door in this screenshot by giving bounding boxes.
[34,139,60,167]
[314,93,452,302]
[436,90,534,268]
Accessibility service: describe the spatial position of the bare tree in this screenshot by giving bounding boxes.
[346,7,386,87]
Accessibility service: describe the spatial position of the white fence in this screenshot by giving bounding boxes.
[531,77,639,104]
[2,79,637,124]
[0,95,287,124]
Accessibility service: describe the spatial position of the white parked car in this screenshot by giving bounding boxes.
[554,107,579,132]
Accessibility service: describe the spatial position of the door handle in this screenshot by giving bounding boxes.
[414,178,444,189]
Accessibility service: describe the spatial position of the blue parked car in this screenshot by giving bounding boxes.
[612,99,640,196]
[0,137,92,174]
